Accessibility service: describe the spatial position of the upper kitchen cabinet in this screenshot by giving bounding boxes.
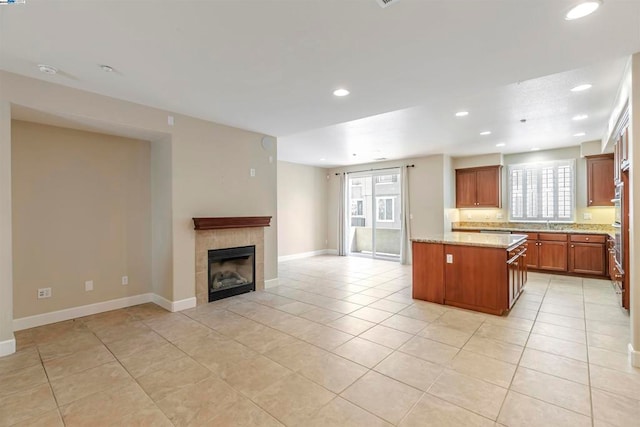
[586,154,614,207]
[455,166,502,208]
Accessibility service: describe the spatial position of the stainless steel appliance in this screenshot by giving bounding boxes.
[612,183,623,268]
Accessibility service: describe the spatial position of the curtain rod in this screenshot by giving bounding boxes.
[334,164,414,176]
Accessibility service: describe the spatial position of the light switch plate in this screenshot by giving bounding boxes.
[583,213,592,220]
[446,254,453,264]
[85,280,94,291]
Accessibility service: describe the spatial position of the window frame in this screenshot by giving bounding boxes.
[507,159,576,223]
[351,198,365,218]
[376,197,395,222]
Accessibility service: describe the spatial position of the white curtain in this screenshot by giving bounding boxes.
[337,173,348,256]
[400,166,412,264]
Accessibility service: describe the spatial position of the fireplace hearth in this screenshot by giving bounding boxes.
[208,245,255,302]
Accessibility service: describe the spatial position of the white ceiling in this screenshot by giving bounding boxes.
[1,0,639,166]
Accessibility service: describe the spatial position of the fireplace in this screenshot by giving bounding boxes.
[208,245,255,302]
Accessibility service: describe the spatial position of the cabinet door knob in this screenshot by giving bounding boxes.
[586,237,589,240]
[571,245,575,248]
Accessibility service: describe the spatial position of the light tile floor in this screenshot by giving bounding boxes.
[1,255,638,426]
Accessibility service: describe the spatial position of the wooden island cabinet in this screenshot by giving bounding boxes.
[412,232,527,315]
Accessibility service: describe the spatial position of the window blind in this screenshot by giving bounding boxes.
[508,160,575,222]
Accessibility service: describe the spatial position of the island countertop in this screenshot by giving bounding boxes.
[411,231,527,249]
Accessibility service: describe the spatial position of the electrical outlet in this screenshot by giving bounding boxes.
[583,213,592,220]
[250,168,256,177]
[122,276,128,285]
[446,254,453,264]
[37,288,51,299]
[85,280,94,291]
[167,115,174,126]
[409,214,414,220]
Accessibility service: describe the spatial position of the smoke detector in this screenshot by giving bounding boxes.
[376,0,400,8]
[37,64,58,75]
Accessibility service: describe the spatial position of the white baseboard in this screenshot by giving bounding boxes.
[629,343,640,368]
[13,293,154,331]
[264,278,279,289]
[0,337,16,357]
[326,249,338,255]
[152,294,196,312]
[278,249,333,262]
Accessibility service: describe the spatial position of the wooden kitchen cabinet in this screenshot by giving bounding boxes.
[569,234,606,276]
[587,154,614,207]
[412,242,444,303]
[525,233,539,269]
[538,240,568,271]
[455,166,501,208]
[529,233,568,272]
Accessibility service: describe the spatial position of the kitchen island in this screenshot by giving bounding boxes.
[412,232,528,315]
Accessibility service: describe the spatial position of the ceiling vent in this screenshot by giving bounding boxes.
[374,157,388,161]
[376,0,399,8]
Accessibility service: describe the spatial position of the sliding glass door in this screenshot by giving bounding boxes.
[347,168,401,260]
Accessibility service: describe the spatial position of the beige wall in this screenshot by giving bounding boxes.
[327,155,448,251]
[150,137,173,300]
[0,71,277,340]
[11,121,152,318]
[457,146,615,225]
[277,161,328,257]
[0,102,13,345]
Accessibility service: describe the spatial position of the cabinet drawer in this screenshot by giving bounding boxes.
[525,233,538,240]
[570,234,606,243]
[539,233,567,241]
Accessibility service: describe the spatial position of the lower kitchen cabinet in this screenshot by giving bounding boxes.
[461,229,609,277]
[538,241,568,271]
[568,234,606,276]
[533,233,569,272]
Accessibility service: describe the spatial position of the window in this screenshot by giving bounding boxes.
[375,174,398,184]
[508,160,575,222]
[377,197,394,222]
[351,199,364,217]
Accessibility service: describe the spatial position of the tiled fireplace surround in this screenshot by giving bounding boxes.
[195,227,265,306]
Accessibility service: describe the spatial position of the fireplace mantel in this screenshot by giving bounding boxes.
[193,216,271,231]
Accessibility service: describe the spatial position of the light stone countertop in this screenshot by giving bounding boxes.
[453,225,615,238]
[411,232,527,249]
[451,221,615,238]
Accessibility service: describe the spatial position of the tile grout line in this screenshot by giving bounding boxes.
[494,274,548,422]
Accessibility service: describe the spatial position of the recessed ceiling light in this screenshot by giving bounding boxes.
[565,1,602,20]
[37,64,58,75]
[571,84,592,92]
[573,132,586,137]
[99,64,115,72]
[455,111,469,117]
[531,147,540,151]
[333,88,350,97]
[319,158,326,161]
[572,114,589,121]
[480,131,492,136]
[496,143,506,147]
